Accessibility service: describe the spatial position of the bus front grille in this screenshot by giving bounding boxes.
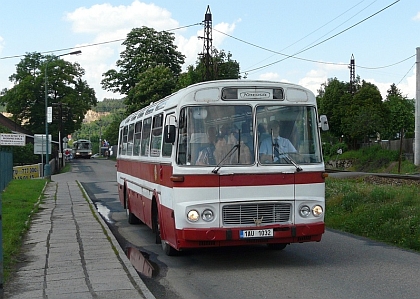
[222,203,291,226]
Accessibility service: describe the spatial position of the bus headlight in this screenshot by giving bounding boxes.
[202,209,214,222]
[299,205,311,218]
[312,205,323,217]
[187,210,200,222]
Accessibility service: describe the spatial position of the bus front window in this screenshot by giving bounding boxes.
[256,105,322,165]
[177,105,254,166]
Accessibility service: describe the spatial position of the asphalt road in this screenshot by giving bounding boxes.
[73,158,420,299]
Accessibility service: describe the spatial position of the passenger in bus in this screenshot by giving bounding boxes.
[259,120,296,163]
[258,123,270,143]
[196,126,218,165]
[224,129,252,164]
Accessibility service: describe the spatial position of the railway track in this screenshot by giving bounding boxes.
[326,168,420,182]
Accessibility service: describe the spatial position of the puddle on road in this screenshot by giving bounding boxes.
[126,247,157,278]
[96,202,113,224]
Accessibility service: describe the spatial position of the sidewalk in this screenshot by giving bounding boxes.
[4,172,155,299]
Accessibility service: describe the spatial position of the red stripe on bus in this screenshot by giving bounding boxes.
[118,159,325,188]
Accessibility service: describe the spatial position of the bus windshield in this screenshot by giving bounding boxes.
[176,104,322,166]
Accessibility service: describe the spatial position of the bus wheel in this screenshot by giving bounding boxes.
[153,202,162,244]
[267,243,287,250]
[153,204,178,256]
[161,240,178,256]
[125,191,140,224]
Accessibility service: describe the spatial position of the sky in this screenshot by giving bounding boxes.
[1,0,419,102]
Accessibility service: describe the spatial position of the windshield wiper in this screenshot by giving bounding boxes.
[212,144,239,174]
[272,144,302,172]
[212,130,242,174]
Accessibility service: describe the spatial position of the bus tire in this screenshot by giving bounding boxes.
[161,240,178,256]
[125,191,140,224]
[153,201,161,244]
[267,243,287,250]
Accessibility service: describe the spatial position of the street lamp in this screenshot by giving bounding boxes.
[44,50,81,178]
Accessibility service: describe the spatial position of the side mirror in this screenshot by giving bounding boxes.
[319,115,329,131]
[164,125,176,144]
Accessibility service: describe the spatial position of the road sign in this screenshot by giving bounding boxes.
[0,133,25,146]
[47,107,52,123]
[34,134,51,154]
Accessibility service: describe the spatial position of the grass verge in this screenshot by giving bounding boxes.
[1,179,47,281]
[326,176,420,251]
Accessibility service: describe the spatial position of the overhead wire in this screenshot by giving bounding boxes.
[243,0,370,70]
[0,23,202,60]
[396,62,415,86]
[233,0,401,74]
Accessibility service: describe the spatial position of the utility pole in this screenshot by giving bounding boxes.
[349,54,355,94]
[199,5,213,81]
[415,47,420,165]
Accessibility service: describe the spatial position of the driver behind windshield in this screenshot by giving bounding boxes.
[259,120,296,163]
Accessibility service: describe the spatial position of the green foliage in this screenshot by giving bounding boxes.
[382,84,414,140]
[318,79,414,150]
[326,177,420,251]
[12,143,40,165]
[323,142,348,157]
[2,179,47,281]
[0,52,97,142]
[176,49,241,89]
[125,65,177,114]
[92,98,126,113]
[103,113,125,145]
[101,26,185,96]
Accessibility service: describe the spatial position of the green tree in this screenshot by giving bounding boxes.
[0,52,97,143]
[382,83,414,140]
[125,65,177,114]
[103,113,126,146]
[177,49,241,89]
[341,80,384,146]
[101,26,185,96]
[317,78,351,139]
[318,77,385,149]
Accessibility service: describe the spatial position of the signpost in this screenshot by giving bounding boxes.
[0,133,25,146]
[0,133,25,298]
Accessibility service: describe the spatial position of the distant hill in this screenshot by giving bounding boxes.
[92,98,125,114]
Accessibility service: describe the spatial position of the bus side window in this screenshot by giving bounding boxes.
[118,129,123,155]
[141,118,152,156]
[151,114,163,157]
[122,125,128,155]
[133,121,142,156]
[127,123,134,156]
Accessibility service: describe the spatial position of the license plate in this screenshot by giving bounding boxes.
[239,229,273,239]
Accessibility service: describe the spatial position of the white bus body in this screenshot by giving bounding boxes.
[116,80,328,255]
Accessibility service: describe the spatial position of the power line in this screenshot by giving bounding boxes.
[0,23,202,61]
[243,0,370,70]
[235,0,400,74]
[397,62,415,86]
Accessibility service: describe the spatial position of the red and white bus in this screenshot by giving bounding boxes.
[116,80,329,255]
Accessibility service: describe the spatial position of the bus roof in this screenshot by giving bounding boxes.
[120,80,315,127]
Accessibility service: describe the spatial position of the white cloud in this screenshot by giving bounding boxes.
[412,11,420,21]
[258,72,281,81]
[64,1,238,101]
[299,69,328,96]
[395,68,416,99]
[65,1,178,34]
[65,1,181,100]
